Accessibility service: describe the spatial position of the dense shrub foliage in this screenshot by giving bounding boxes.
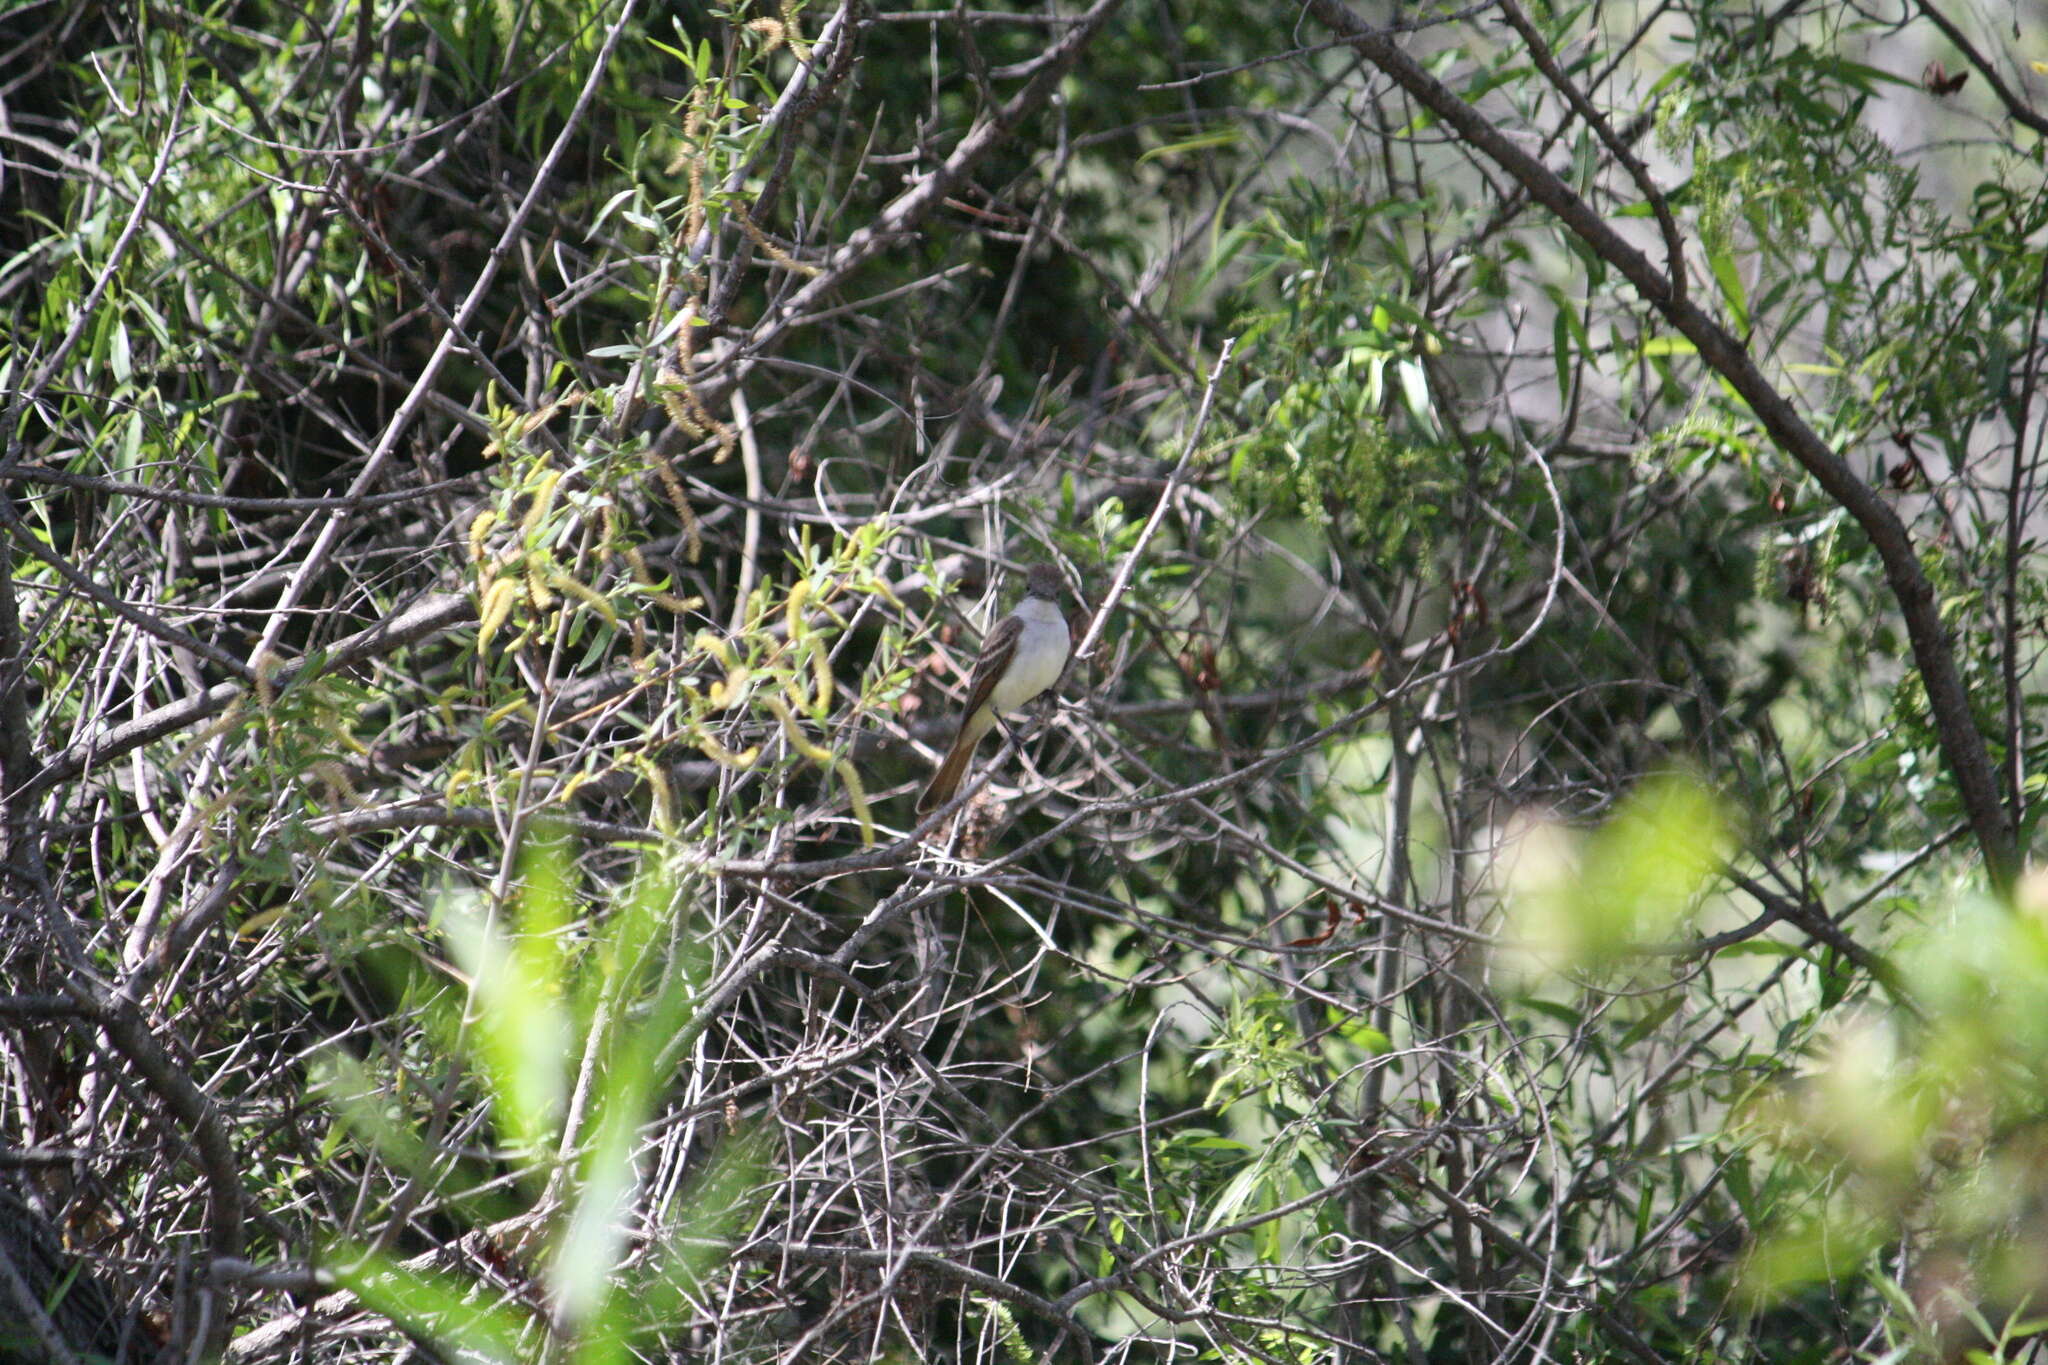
[5,0,2048,1361]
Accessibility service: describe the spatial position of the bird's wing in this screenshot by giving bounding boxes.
[956,612,1022,722]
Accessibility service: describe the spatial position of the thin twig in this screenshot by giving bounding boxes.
[1071,337,1235,663]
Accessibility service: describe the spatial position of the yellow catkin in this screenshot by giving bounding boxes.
[779,0,810,57]
[654,464,704,562]
[729,202,821,276]
[235,907,290,941]
[468,509,499,564]
[782,668,810,717]
[858,568,905,610]
[252,650,280,711]
[485,697,536,727]
[780,587,812,708]
[625,545,696,612]
[524,563,555,611]
[478,578,520,649]
[765,695,832,763]
[548,573,620,626]
[637,756,675,835]
[783,581,810,639]
[837,759,873,846]
[675,296,700,371]
[684,86,710,245]
[696,735,758,769]
[515,388,583,441]
[707,666,749,710]
[694,632,732,667]
[520,467,562,538]
[659,386,703,434]
[811,646,835,713]
[664,303,737,461]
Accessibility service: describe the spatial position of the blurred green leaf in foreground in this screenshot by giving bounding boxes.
[315,836,759,1365]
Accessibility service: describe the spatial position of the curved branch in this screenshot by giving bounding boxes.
[1912,0,2048,137]
[25,591,476,801]
[689,0,1130,402]
[1303,0,2018,891]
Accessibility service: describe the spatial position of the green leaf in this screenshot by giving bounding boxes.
[1712,940,1808,961]
[1397,359,1432,427]
[1519,998,1584,1029]
[441,889,571,1164]
[1505,774,1729,978]
[110,320,132,384]
[1708,244,1747,331]
[328,1243,529,1363]
[1139,129,1242,164]
[1336,1016,1392,1054]
[1618,994,1685,1049]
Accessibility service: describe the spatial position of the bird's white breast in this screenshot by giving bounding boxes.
[988,598,1069,712]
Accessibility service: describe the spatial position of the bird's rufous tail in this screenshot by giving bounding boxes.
[917,713,993,814]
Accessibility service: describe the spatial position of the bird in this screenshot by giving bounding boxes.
[916,563,1070,814]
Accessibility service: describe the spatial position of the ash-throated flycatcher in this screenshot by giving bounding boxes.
[917,563,1070,814]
